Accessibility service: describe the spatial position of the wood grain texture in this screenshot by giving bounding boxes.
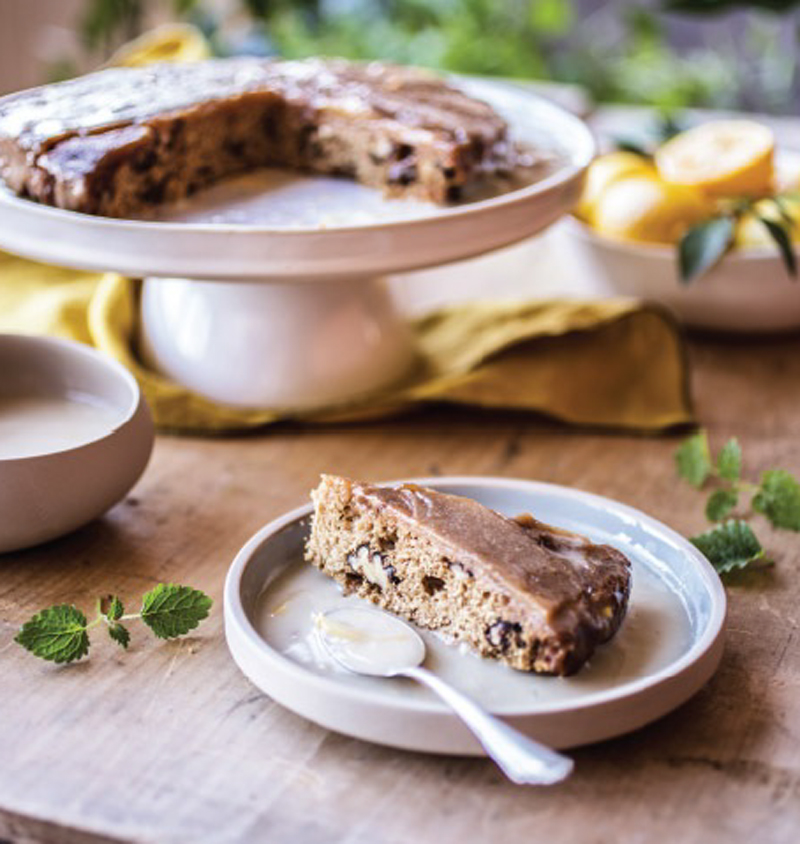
[1,328,799,844]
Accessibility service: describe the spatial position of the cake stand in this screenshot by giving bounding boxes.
[0,78,594,409]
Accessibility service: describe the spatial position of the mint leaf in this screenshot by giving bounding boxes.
[678,217,735,284]
[106,596,124,621]
[760,217,797,279]
[691,520,765,574]
[753,469,800,530]
[716,438,742,481]
[705,488,738,522]
[108,622,130,649]
[675,431,712,488]
[140,584,212,639]
[15,605,90,664]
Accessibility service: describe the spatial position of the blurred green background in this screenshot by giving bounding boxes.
[72,1,800,112]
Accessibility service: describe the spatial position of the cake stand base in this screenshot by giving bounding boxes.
[139,276,415,410]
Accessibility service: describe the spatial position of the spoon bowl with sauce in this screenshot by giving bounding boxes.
[0,334,153,553]
[316,606,574,786]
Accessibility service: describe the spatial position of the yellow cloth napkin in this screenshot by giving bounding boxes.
[0,252,692,433]
[0,25,693,434]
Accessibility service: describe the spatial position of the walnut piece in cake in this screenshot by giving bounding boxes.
[305,475,632,676]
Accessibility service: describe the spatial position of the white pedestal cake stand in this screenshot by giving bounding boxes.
[0,79,594,410]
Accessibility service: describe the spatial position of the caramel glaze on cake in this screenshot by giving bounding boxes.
[306,475,632,676]
[0,58,535,217]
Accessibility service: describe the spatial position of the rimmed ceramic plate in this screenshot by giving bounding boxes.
[224,477,726,755]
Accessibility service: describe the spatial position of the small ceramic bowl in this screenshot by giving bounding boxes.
[0,334,154,553]
[565,216,800,332]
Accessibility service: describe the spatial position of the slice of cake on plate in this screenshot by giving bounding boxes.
[306,475,631,676]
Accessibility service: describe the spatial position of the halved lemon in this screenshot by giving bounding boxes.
[591,174,713,245]
[574,151,654,221]
[655,120,775,198]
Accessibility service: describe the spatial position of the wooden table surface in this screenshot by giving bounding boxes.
[2,324,799,844]
[3,107,800,843]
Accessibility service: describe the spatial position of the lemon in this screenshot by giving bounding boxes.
[735,197,800,249]
[574,151,654,221]
[109,24,211,67]
[655,120,775,198]
[591,174,712,245]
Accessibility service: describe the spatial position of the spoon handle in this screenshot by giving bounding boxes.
[402,665,574,785]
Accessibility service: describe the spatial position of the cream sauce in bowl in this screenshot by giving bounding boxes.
[0,394,123,459]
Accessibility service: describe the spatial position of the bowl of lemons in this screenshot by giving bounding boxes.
[567,119,800,332]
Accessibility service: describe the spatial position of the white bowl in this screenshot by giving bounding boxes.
[0,334,154,553]
[565,216,800,332]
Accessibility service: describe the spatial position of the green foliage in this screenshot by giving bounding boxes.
[691,520,765,574]
[140,584,213,639]
[717,439,742,481]
[676,430,800,577]
[16,585,212,664]
[106,595,124,621]
[678,218,736,284]
[66,1,800,112]
[15,605,90,664]
[705,488,739,522]
[675,431,712,488]
[759,218,798,278]
[678,197,798,283]
[108,623,131,649]
[753,470,800,530]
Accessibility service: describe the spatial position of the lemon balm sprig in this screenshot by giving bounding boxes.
[675,431,800,574]
[15,584,212,664]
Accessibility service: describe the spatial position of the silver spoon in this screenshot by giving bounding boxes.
[316,606,574,785]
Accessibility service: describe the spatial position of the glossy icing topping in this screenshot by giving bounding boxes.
[352,481,631,619]
[0,58,507,155]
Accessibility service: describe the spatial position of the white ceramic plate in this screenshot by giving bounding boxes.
[0,78,593,281]
[224,477,726,755]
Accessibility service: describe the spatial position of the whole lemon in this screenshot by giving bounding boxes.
[575,152,655,222]
[591,174,712,245]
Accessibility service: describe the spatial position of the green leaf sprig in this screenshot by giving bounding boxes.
[15,584,212,664]
[678,194,798,284]
[675,431,800,574]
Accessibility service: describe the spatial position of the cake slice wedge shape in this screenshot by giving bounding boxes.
[306,475,632,676]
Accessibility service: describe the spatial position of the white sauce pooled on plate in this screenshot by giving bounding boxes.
[256,557,693,711]
[0,394,122,458]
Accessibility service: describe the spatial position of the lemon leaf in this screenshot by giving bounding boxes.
[759,217,797,280]
[678,216,735,284]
